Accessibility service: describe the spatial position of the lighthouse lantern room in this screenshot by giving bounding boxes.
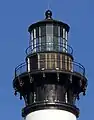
[13,10,87,120]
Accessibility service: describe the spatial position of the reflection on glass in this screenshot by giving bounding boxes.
[63,28,65,38]
[53,36,58,51]
[39,37,41,51]
[63,38,67,52]
[33,38,36,52]
[36,38,39,52]
[41,26,46,51]
[39,27,41,51]
[54,25,58,36]
[46,24,53,34]
[58,37,63,52]
[46,24,53,51]
[39,27,41,36]
[41,36,46,51]
[30,31,33,50]
[66,31,68,40]
[34,29,36,38]
[46,35,53,51]
[41,25,46,36]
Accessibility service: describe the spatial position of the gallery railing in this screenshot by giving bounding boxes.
[15,60,85,78]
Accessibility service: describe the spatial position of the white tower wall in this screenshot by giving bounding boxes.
[26,109,76,120]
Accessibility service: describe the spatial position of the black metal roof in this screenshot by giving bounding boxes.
[28,10,70,32]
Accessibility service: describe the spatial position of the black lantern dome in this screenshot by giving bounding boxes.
[13,10,87,118]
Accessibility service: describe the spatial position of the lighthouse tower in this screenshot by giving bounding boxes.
[13,10,87,120]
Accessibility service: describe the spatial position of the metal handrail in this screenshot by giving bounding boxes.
[73,61,85,76]
[15,62,26,77]
[26,43,73,56]
[15,60,85,77]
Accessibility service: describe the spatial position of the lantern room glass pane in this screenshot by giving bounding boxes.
[34,29,36,38]
[58,26,60,36]
[62,28,67,52]
[53,36,58,51]
[46,24,53,35]
[41,25,46,36]
[46,35,53,51]
[58,37,63,52]
[39,27,41,51]
[66,31,68,40]
[46,24,53,51]
[41,25,46,51]
[30,31,33,50]
[41,36,46,51]
[63,38,67,52]
[33,38,36,52]
[36,38,39,52]
[39,37,41,51]
[53,26,58,51]
[63,28,66,38]
[39,27,41,36]
[53,25,58,36]
[31,31,33,40]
